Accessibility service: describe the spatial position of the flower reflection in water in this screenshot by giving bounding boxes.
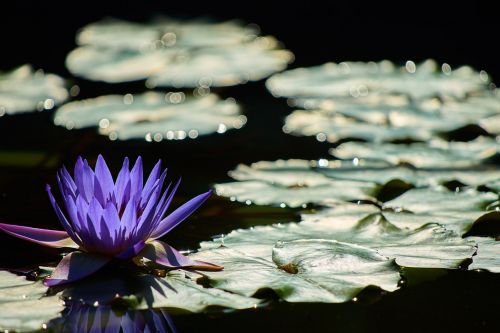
[55,302,177,333]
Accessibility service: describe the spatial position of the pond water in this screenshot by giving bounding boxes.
[0,75,499,332]
[1,9,500,333]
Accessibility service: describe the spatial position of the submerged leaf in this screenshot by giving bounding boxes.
[0,271,63,332]
[54,92,245,140]
[191,240,401,303]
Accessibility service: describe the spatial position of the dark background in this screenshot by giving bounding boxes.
[1,1,499,332]
[2,1,499,78]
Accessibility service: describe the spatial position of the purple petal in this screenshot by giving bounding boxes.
[87,197,104,227]
[56,171,75,201]
[148,178,181,233]
[46,185,82,246]
[130,156,143,201]
[0,223,78,248]
[102,201,121,238]
[60,165,77,195]
[63,194,84,233]
[121,195,138,234]
[158,178,180,218]
[115,240,146,260]
[95,154,115,200]
[93,177,107,207]
[98,216,114,254]
[134,176,167,239]
[44,251,110,286]
[74,158,95,203]
[115,157,130,210]
[138,240,194,268]
[149,190,212,240]
[141,159,162,206]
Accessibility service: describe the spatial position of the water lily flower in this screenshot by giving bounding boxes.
[0,155,222,286]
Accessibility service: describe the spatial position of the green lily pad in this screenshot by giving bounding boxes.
[66,47,177,83]
[384,187,497,214]
[317,163,500,190]
[468,237,500,273]
[283,110,432,143]
[147,39,294,88]
[301,202,486,235]
[266,59,488,100]
[0,270,64,332]
[0,65,68,115]
[290,94,410,113]
[292,93,500,136]
[331,138,499,168]
[54,92,246,141]
[201,209,476,269]
[191,239,401,303]
[215,160,378,207]
[77,18,259,51]
[59,270,259,313]
[66,18,292,86]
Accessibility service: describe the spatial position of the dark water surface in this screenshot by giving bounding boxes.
[1,78,499,333]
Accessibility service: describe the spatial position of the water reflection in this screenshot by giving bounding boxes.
[53,302,177,333]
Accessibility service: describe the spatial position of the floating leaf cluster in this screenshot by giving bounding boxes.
[267,59,499,142]
[66,18,294,87]
[54,92,246,141]
[206,59,500,306]
[0,65,68,116]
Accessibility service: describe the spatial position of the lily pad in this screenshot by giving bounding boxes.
[54,92,246,141]
[215,160,377,207]
[191,239,401,303]
[331,138,499,168]
[66,18,292,86]
[147,39,294,88]
[59,270,259,313]
[77,18,258,51]
[290,94,410,112]
[318,164,500,189]
[266,59,488,100]
[384,187,497,214]
[66,47,177,83]
[303,201,492,236]
[0,270,64,332]
[468,237,500,273]
[201,210,476,269]
[216,159,500,207]
[292,92,500,136]
[0,65,68,115]
[201,208,475,268]
[283,110,432,143]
